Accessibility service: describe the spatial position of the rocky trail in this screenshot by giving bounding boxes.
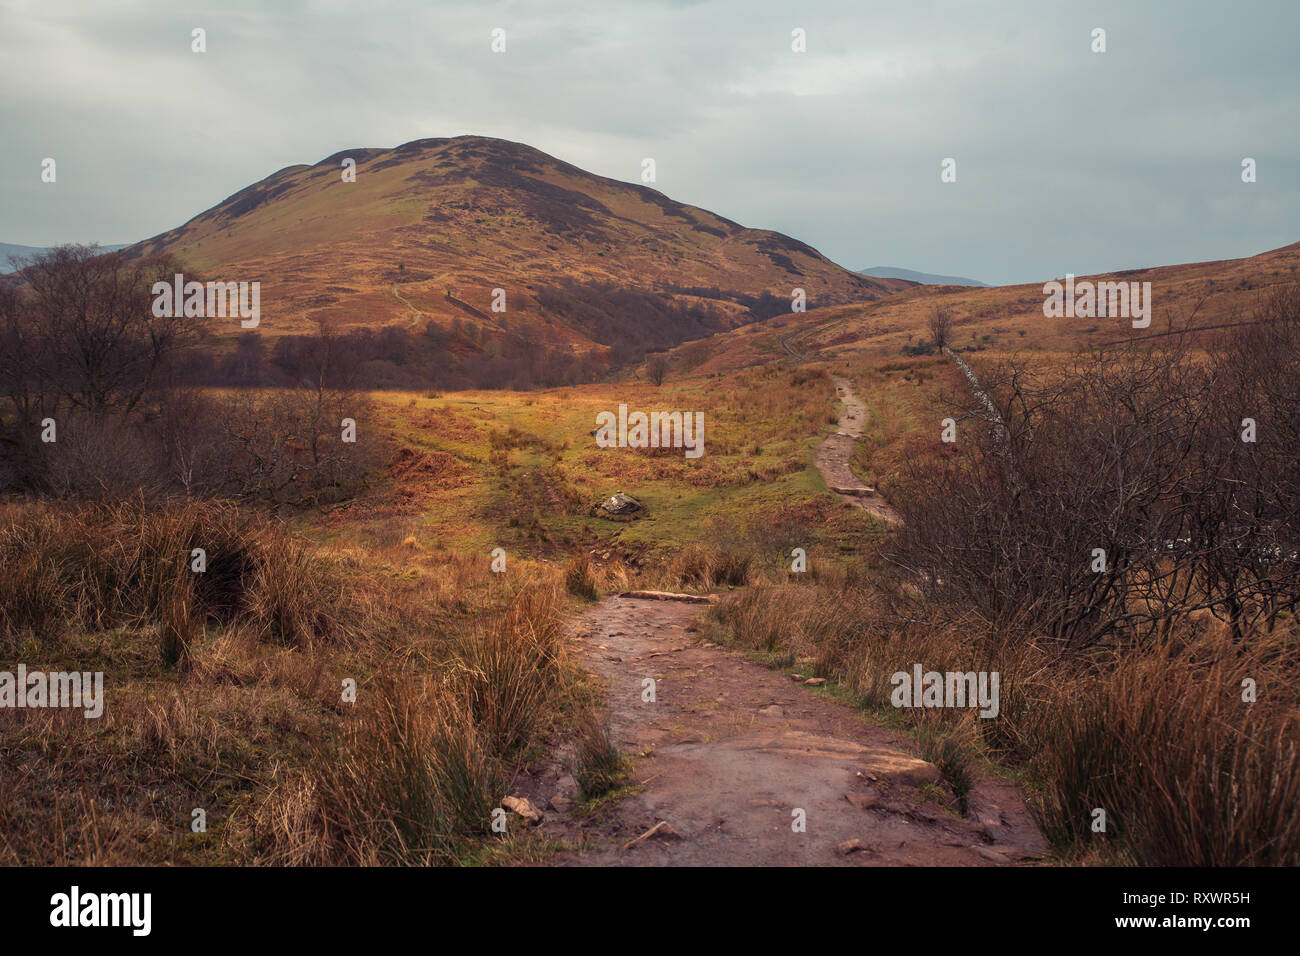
[522,595,1044,865]
[782,334,899,521]
[814,376,901,523]
[511,378,1045,866]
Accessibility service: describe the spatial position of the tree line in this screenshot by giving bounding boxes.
[0,245,377,505]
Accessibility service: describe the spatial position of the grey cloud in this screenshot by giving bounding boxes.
[0,0,1295,284]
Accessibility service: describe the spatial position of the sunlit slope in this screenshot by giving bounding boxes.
[680,240,1300,372]
[129,136,903,353]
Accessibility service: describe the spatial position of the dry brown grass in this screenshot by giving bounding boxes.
[564,551,598,600]
[0,498,584,866]
[254,579,575,865]
[1018,627,1300,864]
[0,498,341,657]
[671,542,752,588]
[261,682,505,865]
[686,240,1300,375]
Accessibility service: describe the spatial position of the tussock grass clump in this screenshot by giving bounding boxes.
[594,555,632,594]
[1017,633,1300,865]
[573,718,630,802]
[262,581,572,865]
[457,584,566,758]
[915,715,976,809]
[0,499,338,656]
[157,579,198,668]
[279,683,504,865]
[564,551,598,600]
[0,546,69,643]
[672,543,752,588]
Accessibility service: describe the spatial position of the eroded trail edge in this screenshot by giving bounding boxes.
[533,595,1044,866]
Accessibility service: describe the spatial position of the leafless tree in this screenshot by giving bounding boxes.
[14,245,195,419]
[0,245,195,488]
[928,306,953,350]
[647,354,669,386]
[889,307,1300,650]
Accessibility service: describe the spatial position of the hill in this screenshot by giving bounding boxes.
[126,136,903,385]
[858,266,987,287]
[684,240,1300,373]
[1,241,128,273]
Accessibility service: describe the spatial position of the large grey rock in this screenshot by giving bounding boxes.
[596,492,642,515]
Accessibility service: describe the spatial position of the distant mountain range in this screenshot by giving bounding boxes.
[1,242,129,273]
[858,266,988,287]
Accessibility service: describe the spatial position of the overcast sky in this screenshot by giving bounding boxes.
[2,0,1296,285]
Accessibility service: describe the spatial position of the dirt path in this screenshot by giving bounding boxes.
[814,375,901,523]
[525,595,1045,866]
[780,334,898,520]
[392,285,424,328]
[778,333,805,362]
[513,368,1043,866]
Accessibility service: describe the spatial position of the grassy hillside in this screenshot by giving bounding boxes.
[127,136,904,373]
[686,239,1300,372]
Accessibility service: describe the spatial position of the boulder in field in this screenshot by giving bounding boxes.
[595,492,642,516]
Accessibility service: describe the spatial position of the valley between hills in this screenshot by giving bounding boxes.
[2,136,1297,868]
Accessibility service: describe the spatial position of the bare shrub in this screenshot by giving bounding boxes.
[928,306,953,349]
[646,354,669,386]
[890,327,1299,650]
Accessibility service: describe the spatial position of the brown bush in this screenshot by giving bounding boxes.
[891,303,1300,650]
